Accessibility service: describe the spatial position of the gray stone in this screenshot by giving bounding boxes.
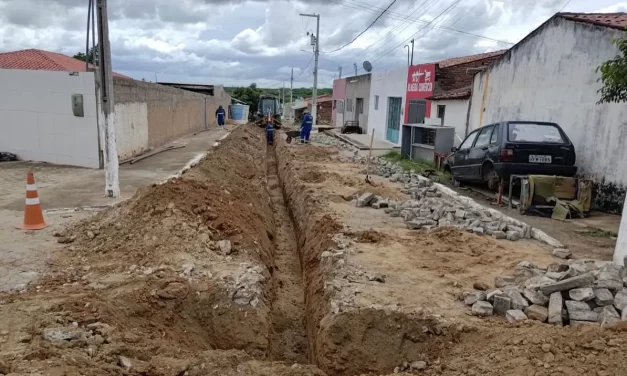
[472,227,485,234]
[525,276,556,290]
[357,192,375,207]
[539,273,595,295]
[491,231,507,240]
[594,288,614,306]
[613,290,627,311]
[406,219,437,230]
[566,300,598,322]
[493,295,511,316]
[548,292,563,326]
[486,289,503,303]
[598,305,620,324]
[419,209,431,217]
[410,361,427,371]
[552,248,572,259]
[622,308,627,321]
[468,219,482,229]
[506,310,528,323]
[523,289,549,306]
[464,291,487,306]
[216,240,232,255]
[570,320,599,328]
[471,301,494,317]
[118,355,132,369]
[43,328,81,342]
[504,290,529,311]
[495,275,517,288]
[506,231,522,241]
[372,199,389,209]
[569,288,594,301]
[545,271,567,280]
[595,278,624,291]
[454,209,466,219]
[525,305,549,322]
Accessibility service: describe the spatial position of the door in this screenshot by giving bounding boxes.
[452,129,480,180]
[467,125,495,180]
[386,97,402,144]
[355,98,363,121]
[407,99,426,124]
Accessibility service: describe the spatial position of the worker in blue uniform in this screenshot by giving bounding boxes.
[266,116,274,145]
[216,105,226,128]
[300,109,313,144]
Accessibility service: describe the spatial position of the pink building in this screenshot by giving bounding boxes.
[331,78,346,127]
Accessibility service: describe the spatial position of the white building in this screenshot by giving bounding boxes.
[427,87,472,147]
[367,67,407,145]
[467,12,627,213]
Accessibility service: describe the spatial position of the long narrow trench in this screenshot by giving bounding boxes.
[266,144,308,363]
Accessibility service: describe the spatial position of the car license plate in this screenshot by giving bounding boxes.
[529,155,552,163]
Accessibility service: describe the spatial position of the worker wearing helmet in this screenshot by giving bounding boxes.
[300,109,313,144]
[216,105,226,128]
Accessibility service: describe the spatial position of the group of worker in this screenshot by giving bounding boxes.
[265,109,313,146]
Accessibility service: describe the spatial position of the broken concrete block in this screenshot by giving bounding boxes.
[506,310,527,323]
[525,304,549,322]
[216,240,232,255]
[356,192,375,207]
[598,305,620,324]
[493,295,511,316]
[548,292,563,326]
[595,278,624,291]
[454,209,466,219]
[594,288,614,306]
[506,231,522,241]
[486,289,503,303]
[569,288,594,301]
[504,290,529,311]
[471,301,493,317]
[464,291,487,306]
[539,273,595,295]
[566,300,598,322]
[614,290,627,311]
[472,227,484,234]
[419,209,431,217]
[491,231,507,240]
[545,271,567,280]
[525,276,556,290]
[523,289,549,306]
[494,275,517,288]
[467,219,482,229]
[552,248,572,259]
[570,320,599,328]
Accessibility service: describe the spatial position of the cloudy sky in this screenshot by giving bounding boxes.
[0,0,626,89]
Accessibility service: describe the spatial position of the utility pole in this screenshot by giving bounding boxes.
[354,63,357,76]
[300,12,320,128]
[404,44,410,66]
[282,81,285,115]
[96,0,120,197]
[410,38,415,66]
[338,66,342,79]
[290,68,294,120]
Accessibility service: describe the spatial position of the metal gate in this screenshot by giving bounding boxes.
[385,97,402,144]
[407,99,427,124]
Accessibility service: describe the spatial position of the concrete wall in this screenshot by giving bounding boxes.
[113,78,231,158]
[332,78,346,127]
[467,17,627,212]
[368,66,407,145]
[430,99,469,146]
[344,74,371,133]
[0,69,100,168]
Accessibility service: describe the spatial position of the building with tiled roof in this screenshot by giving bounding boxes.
[0,49,131,79]
[464,12,627,212]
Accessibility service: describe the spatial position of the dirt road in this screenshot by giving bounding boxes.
[1,125,627,376]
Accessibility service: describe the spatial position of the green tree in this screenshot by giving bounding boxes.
[232,83,263,113]
[596,35,627,104]
[73,45,99,65]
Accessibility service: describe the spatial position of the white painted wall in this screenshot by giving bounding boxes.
[429,99,469,146]
[114,102,149,160]
[0,69,99,168]
[468,17,627,186]
[368,66,407,145]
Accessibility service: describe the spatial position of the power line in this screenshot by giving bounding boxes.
[322,0,398,53]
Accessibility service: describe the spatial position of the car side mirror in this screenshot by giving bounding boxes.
[451,147,457,152]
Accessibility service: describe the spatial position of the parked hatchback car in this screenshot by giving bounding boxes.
[444,121,577,189]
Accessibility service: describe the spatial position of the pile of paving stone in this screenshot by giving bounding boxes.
[354,179,530,242]
[463,258,627,326]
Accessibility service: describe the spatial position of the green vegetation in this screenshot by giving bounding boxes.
[225,84,331,103]
[73,46,99,65]
[381,151,451,184]
[596,34,627,104]
[576,228,618,238]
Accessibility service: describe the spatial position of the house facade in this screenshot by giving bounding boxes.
[467,12,627,213]
[367,66,408,145]
[332,78,346,127]
[343,73,372,133]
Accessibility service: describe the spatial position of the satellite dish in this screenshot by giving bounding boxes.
[363,61,373,72]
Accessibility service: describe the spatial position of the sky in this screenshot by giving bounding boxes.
[0,0,626,89]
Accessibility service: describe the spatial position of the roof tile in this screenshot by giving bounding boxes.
[0,49,131,79]
[558,12,627,30]
[437,50,507,68]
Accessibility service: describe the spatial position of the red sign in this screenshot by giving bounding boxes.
[404,64,435,123]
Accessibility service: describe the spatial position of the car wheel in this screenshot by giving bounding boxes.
[483,164,500,190]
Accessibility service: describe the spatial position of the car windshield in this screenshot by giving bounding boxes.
[507,122,565,144]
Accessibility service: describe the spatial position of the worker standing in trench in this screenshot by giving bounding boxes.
[266,115,274,145]
[216,105,226,129]
[300,109,313,144]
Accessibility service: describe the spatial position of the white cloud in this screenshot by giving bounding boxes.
[0,0,625,87]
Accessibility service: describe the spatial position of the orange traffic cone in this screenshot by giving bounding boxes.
[15,172,49,230]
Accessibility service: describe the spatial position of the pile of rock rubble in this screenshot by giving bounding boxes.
[464,258,627,326]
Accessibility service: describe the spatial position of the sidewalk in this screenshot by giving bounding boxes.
[0,125,234,211]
